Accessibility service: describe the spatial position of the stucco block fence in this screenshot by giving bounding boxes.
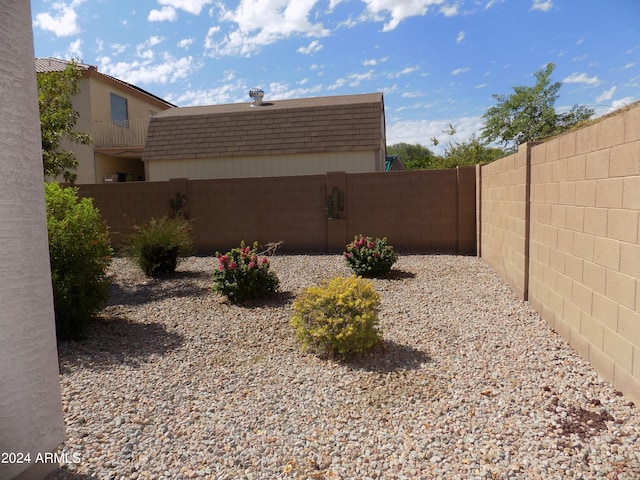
[76,168,477,255]
[478,101,640,406]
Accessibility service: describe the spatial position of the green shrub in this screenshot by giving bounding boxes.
[212,241,279,302]
[344,235,398,277]
[125,216,193,277]
[45,182,112,341]
[291,276,382,359]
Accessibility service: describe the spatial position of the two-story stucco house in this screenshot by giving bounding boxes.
[142,91,388,181]
[36,57,175,184]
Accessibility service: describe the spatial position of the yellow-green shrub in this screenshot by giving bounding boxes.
[291,276,382,358]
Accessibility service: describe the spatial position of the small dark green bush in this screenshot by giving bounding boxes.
[212,241,279,302]
[344,235,398,277]
[124,216,193,277]
[45,182,112,341]
[291,276,382,359]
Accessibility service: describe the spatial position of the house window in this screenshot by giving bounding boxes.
[110,93,129,127]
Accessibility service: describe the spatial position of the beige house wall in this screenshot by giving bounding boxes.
[1,2,65,479]
[478,101,640,406]
[54,69,171,184]
[146,151,380,181]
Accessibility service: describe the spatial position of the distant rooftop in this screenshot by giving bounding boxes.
[35,57,176,108]
[144,92,386,161]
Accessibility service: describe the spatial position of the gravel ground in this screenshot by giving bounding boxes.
[45,254,640,479]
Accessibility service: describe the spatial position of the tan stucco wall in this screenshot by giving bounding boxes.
[64,70,171,184]
[479,102,640,406]
[146,151,381,181]
[1,2,65,479]
[87,74,162,124]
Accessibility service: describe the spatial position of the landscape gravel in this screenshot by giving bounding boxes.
[45,254,640,479]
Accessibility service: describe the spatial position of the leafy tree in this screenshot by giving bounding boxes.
[481,63,594,148]
[431,125,507,168]
[38,60,91,183]
[438,135,507,168]
[387,142,437,170]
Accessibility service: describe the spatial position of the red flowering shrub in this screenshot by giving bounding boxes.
[344,235,398,277]
[212,241,279,302]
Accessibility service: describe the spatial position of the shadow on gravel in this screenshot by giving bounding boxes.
[221,290,296,309]
[57,315,183,372]
[346,340,431,373]
[45,469,98,480]
[378,269,416,280]
[107,270,211,306]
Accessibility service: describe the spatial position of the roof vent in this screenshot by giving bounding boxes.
[249,88,264,107]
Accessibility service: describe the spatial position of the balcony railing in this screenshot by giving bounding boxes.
[92,118,150,148]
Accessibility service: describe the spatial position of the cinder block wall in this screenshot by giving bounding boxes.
[528,104,640,404]
[77,181,172,248]
[479,101,640,405]
[77,168,477,255]
[346,168,475,252]
[477,146,530,298]
[188,175,329,254]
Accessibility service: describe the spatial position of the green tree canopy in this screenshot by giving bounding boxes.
[387,142,437,170]
[437,135,507,169]
[480,63,594,148]
[38,60,91,183]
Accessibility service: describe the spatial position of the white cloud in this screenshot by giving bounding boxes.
[451,67,470,75]
[363,56,389,66]
[387,65,419,78]
[596,86,616,103]
[98,53,199,86]
[134,36,164,60]
[111,43,127,54]
[440,4,459,16]
[593,95,637,116]
[158,0,213,15]
[206,0,330,57]
[328,69,375,90]
[484,0,505,9]
[328,77,346,90]
[67,38,82,59]
[149,6,177,22]
[386,115,483,153]
[531,0,553,12]
[562,72,602,86]
[168,82,245,106]
[297,40,323,55]
[178,38,195,48]
[33,0,85,37]
[263,81,323,100]
[626,75,640,88]
[611,97,635,111]
[361,0,445,32]
[456,31,465,44]
[624,63,637,69]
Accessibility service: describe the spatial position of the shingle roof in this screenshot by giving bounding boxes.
[143,92,385,161]
[35,57,175,108]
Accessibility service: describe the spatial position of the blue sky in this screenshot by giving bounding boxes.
[30,0,640,152]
